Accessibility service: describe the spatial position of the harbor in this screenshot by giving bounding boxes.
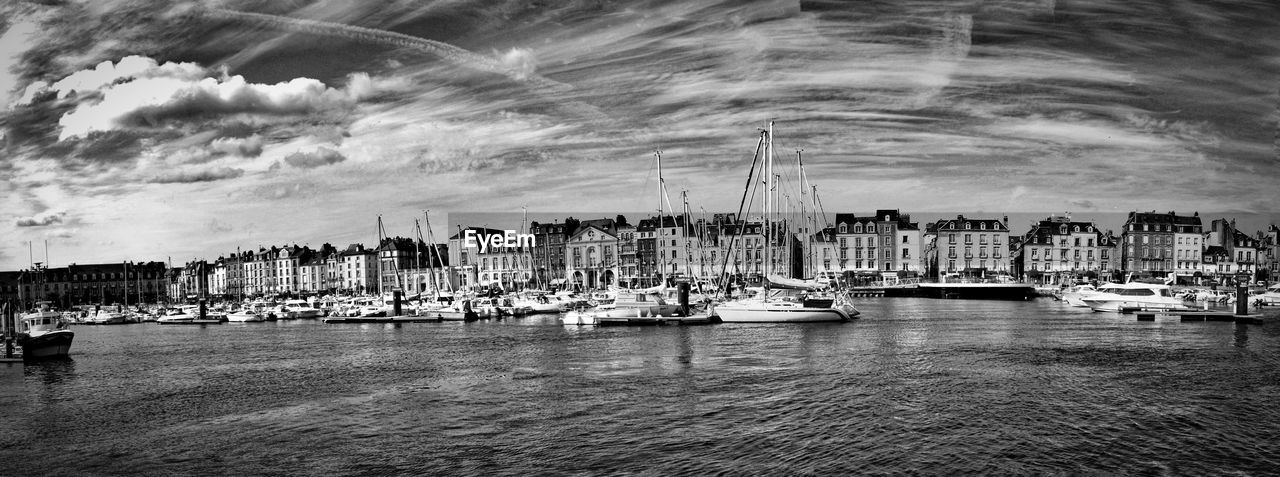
[4,297,1280,475]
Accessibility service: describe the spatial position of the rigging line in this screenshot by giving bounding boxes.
[718,132,766,291]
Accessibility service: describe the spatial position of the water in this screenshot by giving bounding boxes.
[3,299,1278,475]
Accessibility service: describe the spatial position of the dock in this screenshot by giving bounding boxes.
[596,314,719,326]
[1131,309,1277,324]
[323,315,441,324]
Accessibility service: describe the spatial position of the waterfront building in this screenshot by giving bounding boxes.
[926,215,1012,278]
[636,217,657,287]
[211,259,228,296]
[298,250,326,294]
[339,244,377,294]
[0,261,169,309]
[1120,211,1199,280]
[616,221,639,288]
[1172,213,1205,284]
[805,227,839,282]
[1013,215,1108,283]
[1262,225,1279,282]
[447,227,530,292]
[566,218,619,290]
[529,220,570,289]
[833,211,923,282]
[274,245,308,294]
[1206,218,1262,284]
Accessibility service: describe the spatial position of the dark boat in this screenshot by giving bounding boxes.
[16,302,74,359]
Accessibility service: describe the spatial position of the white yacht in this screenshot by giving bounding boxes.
[281,299,324,319]
[1080,282,1189,312]
[1060,283,1113,308]
[713,275,859,323]
[1256,283,1280,306]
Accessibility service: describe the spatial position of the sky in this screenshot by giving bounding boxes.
[1,0,1278,269]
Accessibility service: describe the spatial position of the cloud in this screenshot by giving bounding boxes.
[150,166,245,183]
[51,55,207,99]
[283,147,345,168]
[58,74,354,140]
[210,134,264,157]
[16,210,66,227]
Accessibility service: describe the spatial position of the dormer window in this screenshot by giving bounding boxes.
[980,223,986,230]
[854,224,862,233]
[838,223,847,233]
[884,215,890,221]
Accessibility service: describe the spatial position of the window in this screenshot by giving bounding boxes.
[902,236,909,244]
[839,223,847,233]
[949,234,956,244]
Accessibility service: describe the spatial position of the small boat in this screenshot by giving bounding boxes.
[280,299,324,319]
[88,308,129,325]
[433,299,479,321]
[1061,283,1107,308]
[225,307,265,322]
[157,305,224,324]
[16,302,75,359]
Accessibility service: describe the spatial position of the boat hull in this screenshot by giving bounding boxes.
[226,313,265,322]
[713,305,853,323]
[17,330,74,359]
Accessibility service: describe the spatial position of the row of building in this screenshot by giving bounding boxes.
[3,210,1278,307]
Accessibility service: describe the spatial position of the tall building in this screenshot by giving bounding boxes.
[1121,211,1200,279]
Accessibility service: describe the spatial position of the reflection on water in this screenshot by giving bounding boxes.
[3,300,1279,475]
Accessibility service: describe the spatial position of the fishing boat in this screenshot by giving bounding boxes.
[16,302,74,359]
[713,275,858,323]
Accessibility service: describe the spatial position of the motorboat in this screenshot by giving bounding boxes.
[280,299,324,319]
[226,305,265,322]
[16,302,74,359]
[157,305,224,324]
[1060,283,1110,308]
[1080,282,1190,312]
[515,294,566,313]
[1256,283,1280,306]
[713,275,859,323]
[88,308,129,325]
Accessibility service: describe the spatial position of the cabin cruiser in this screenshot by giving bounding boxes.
[1080,282,1190,312]
[280,299,324,319]
[712,275,859,323]
[88,307,129,325]
[1060,283,1116,308]
[559,285,688,326]
[1256,283,1280,306]
[17,302,74,359]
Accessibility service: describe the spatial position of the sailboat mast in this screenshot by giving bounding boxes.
[655,150,664,286]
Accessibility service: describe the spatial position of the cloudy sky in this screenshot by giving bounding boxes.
[2,0,1278,269]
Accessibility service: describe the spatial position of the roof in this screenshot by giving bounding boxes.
[931,215,1007,232]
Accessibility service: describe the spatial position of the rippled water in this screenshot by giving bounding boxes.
[3,299,1278,475]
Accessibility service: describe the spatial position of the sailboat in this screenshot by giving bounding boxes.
[711,122,859,323]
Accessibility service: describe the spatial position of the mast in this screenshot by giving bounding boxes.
[376,215,385,296]
[718,130,766,296]
[124,261,128,309]
[655,150,664,286]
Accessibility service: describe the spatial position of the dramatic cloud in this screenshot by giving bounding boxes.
[150,166,245,184]
[2,0,1278,270]
[209,134,264,157]
[16,210,67,227]
[283,147,345,168]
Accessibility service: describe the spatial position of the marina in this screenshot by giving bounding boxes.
[3,298,1280,475]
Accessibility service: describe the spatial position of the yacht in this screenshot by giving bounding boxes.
[16,302,74,359]
[713,275,859,323]
[1060,283,1110,308]
[280,299,324,319]
[1080,282,1190,312]
[559,286,685,326]
[1256,283,1280,306]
